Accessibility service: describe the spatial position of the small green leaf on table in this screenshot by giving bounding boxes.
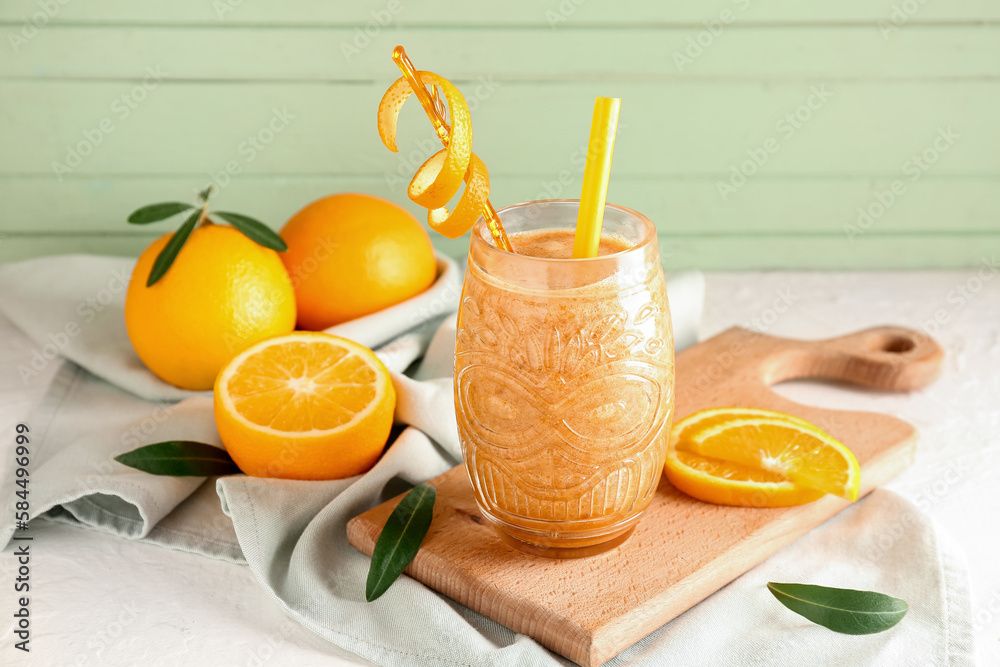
[767,582,908,634]
[147,209,200,286]
[114,441,241,477]
[365,483,436,602]
[214,212,288,251]
[127,202,194,224]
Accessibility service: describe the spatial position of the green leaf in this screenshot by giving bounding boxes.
[146,209,200,286]
[365,483,436,602]
[197,184,216,204]
[114,441,241,477]
[767,582,908,635]
[127,202,194,224]
[214,212,288,251]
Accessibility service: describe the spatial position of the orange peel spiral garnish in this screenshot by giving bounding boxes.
[425,151,490,239]
[377,71,491,240]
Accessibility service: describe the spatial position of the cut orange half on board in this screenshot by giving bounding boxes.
[664,408,861,507]
[214,332,395,480]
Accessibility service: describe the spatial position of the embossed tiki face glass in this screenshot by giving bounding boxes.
[455,199,675,558]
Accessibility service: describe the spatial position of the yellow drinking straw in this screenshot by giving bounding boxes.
[572,97,621,259]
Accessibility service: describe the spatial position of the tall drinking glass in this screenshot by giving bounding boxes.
[454,200,674,558]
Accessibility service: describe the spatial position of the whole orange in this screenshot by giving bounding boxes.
[279,193,437,330]
[125,223,296,390]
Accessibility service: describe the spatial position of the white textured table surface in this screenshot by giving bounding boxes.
[2,271,999,666]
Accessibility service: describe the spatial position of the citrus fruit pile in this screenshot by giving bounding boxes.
[214,332,395,480]
[377,71,490,239]
[124,188,437,479]
[664,408,861,507]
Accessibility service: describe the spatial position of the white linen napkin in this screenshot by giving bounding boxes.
[0,253,972,666]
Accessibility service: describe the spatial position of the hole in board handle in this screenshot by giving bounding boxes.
[881,336,916,354]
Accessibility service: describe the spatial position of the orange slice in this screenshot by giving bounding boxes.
[672,407,816,442]
[665,447,825,508]
[213,332,395,480]
[664,408,861,507]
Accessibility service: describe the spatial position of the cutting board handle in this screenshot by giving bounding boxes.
[759,325,944,392]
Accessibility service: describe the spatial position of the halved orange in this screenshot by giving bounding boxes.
[664,408,861,507]
[213,332,395,480]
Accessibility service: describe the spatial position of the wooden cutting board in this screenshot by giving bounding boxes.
[347,326,943,667]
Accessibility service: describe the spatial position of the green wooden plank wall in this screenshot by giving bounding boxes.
[0,1,997,269]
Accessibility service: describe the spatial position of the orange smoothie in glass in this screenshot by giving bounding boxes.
[455,199,674,558]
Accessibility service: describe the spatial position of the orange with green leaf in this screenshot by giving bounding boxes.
[124,186,295,391]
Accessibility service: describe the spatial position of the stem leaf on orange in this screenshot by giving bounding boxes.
[127,201,194,224]
[214,212,288,251]
[147,209,200,287]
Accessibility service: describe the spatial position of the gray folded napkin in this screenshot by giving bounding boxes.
[0,253,972,666]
